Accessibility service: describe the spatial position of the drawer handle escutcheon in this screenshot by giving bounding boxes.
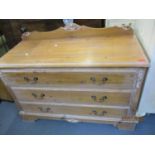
[92,110,97,115]
[99,96,108,102]
[102,77,108,83]
[32,93,45,99]
[91,110,107,116]
[101,110,107,116]
[33,77,38,82]
[91,95,97,101]
[91,96,108,102]
[90,77,96,83]
[24,76,38,83]
[32,92,37,98]
[38,107,51,113]
[40,93,45,99]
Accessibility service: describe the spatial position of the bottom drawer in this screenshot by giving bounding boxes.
[20,103,129,118]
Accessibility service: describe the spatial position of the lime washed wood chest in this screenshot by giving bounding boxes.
[0,25,149,130]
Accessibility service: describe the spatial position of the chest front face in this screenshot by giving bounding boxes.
[0,26,149,130]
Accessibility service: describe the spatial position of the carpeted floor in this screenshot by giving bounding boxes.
[0,101,155,135]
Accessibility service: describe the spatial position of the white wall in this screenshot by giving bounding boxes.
[106,19,155,116]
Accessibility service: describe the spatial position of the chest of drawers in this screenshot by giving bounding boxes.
[0,26,149,130]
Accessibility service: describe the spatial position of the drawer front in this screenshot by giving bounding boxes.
[12,87,131,106]
[20,103,128,118]
[2,69,137,88]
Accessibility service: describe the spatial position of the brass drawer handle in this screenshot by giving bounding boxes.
[24,76,38,83]
[33,77,38,82]
[91,96,108,102]
[101,110,107,116]
[24,77,29,82]
[40,93,45,98]
[102,77,108,83]
[91,95,97,101]
[91,110,107,116]
[32,93,45,99]
[99,96,108,102]
[90,77,96,83]
[32,92,37,98]
[38,107,51,113]
[90,77,108,84]
[92,110,97,115]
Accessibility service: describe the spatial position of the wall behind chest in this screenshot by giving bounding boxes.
[106,19,155,115]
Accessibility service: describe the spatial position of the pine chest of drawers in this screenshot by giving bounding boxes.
[0,26,149,130]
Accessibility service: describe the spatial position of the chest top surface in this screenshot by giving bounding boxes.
[0,26,149,68]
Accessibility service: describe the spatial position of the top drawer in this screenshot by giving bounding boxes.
[1,68,137,89]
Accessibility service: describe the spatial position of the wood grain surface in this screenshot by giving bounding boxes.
[11,86,131,106]
[0,78,13,101]
[20,102,128,118]
[1,68,137,89]
[0,26,149,68]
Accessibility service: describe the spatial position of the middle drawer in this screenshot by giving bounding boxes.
[11,87,131,106]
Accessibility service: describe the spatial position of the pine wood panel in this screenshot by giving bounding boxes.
[11,87,131,106]
[0,78,13,101]
[20,111,138,130]
[20,111,138,124]
[20,103,128,118]
[19,110,123,123]
[1,68,137,89]
[0,27,149,68]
